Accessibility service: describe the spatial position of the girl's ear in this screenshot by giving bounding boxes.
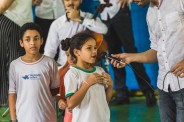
[19,40,24,47]
[74,49,80,57]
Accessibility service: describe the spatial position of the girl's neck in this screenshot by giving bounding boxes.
[76,62,93,71]
[21,53,42,63]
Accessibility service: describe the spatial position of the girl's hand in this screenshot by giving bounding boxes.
[171,59,184,78]
[102,72,113,87]
[86,73,104,86]
[58,99,67,110]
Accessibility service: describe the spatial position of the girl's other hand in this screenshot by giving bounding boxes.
[58,99,67,110]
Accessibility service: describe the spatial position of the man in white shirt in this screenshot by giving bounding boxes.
[110,0,184,121]
[35,0,65,53]
[99,0,156,106]
[44,0,107,67]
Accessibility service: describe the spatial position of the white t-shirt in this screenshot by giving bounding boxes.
[64,66,110,122]
[4,0,33,26]
[35,0,65,19]
[9,55,59,122]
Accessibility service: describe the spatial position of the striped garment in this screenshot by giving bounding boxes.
[0,15,24,105]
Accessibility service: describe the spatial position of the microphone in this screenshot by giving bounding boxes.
[100,52,126,65]
[100,52,154,91]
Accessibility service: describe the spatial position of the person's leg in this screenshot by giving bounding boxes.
[158,89,176,122]
[103,20,129,105]
[172,88,184,122]
[111,6,156,106]
[0,15,20,105]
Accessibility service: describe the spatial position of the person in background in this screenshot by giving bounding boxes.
[0,0,42,106]
[35,0,65,53]
[64,31,113,122]
[44,0,107,68]
[110,0,184,121]
[99,0,156,106]
[8,22,59,122]
[57,38,76,122]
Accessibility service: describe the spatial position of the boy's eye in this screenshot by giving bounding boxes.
[25,39,30,42]
[34,37,39,41]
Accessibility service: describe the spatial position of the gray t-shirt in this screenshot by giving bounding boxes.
[9,55,59,122]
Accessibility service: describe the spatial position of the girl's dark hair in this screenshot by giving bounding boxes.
[61,38,71,51]
[19,22,43,40]
[69,31,96,60]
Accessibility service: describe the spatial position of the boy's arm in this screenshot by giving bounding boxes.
[9,93,17,120]
[50,60,60,96]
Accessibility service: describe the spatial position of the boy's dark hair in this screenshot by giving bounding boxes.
[69,31,96,60]
[19,22,43,40]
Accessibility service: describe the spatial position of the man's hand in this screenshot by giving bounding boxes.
[110,53,135,68]
[66,8,81,22]
[171,59,184,78]
[32,0,42,6]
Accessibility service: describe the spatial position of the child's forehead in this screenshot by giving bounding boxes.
[23,30,41,37]
[83,38,96,45]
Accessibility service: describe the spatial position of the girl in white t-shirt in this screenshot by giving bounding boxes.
[64,31,113,122]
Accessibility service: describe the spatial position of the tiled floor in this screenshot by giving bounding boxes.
[0,96,160,122]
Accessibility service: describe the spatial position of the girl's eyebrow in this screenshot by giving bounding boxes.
[86,44,96,46]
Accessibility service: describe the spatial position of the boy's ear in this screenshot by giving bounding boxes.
[74,49,80,57]
[40,37,43,45]
[19,40,24,47]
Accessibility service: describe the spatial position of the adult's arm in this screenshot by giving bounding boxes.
[0,0,14,14]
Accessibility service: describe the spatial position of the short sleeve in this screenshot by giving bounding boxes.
[9,61,16,93]
[50,60,60,89]
[64,69,78,98]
